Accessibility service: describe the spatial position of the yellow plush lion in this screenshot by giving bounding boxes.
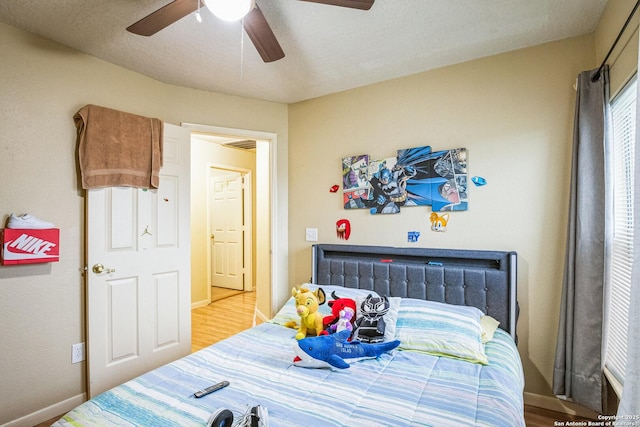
[289,286,326,340]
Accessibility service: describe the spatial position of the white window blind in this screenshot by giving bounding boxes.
[605,76,636,386]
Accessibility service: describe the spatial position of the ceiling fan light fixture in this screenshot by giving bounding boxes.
[205,0,255,22]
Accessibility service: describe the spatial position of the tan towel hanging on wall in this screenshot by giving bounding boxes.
[74,104,163,190]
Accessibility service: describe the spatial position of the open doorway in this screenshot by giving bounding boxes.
[184,122,279,332]
[189,132,257,308]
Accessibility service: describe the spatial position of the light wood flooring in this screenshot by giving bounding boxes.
[191,290,260,352]
[210,285,245,302]
[35,291,593,426]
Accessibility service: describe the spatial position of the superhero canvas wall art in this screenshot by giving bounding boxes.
[342,155,370,210]
[341,146,468,214]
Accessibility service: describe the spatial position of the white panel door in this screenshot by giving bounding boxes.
[86,123,191,398]
[210,172,244,290]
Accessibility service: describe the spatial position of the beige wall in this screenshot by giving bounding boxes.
[596,0,638,96]
[1,0,638,423]
[0,22,288,425]
[288,35,595,403]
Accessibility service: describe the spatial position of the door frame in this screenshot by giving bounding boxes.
[182,122,281,320]
[207,165,253,298]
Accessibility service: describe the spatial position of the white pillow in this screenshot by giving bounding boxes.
[395,298,489,365]
[480,315,500,343]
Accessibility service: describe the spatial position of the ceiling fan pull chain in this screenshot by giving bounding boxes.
[195,0,202,22]
[240,19,245,80]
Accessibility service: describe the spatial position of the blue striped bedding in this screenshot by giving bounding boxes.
[53,315,524,427]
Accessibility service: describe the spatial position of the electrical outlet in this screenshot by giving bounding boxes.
[72,342,85,364]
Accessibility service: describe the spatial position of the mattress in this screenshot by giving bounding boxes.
[53,291,525,427]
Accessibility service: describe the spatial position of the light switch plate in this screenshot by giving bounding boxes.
[305,228,318,242]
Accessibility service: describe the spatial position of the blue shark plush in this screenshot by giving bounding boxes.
[292,329,400,369]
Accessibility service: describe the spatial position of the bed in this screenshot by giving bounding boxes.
[53,244,524,427]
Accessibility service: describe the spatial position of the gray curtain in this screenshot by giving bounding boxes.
[617,66,640,419]
[553,66,610,413]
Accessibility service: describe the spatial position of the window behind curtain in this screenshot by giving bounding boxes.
[605,76,636,388]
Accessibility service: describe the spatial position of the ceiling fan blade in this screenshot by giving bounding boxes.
[243,5,285,63]
[298,0,374,10]
[127,0,203,36]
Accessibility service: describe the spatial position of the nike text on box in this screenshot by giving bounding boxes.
[1,228,60,265]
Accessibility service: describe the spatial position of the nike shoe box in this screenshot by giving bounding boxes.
[1,228,60,265]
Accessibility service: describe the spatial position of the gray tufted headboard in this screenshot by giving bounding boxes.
[311,244,518,342]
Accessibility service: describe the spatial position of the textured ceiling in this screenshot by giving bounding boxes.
[0,0,608,103]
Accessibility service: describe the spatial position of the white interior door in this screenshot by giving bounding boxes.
[210,171,244,290]
[85,123,191,398]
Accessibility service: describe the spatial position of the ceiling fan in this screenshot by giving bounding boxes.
[126,0,375,63]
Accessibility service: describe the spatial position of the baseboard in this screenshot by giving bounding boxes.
[191,299,210,309]
[255,308,269,323]
[2,393,85,427]
[524,392,600,419]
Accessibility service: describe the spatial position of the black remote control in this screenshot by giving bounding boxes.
[194,380,230,398]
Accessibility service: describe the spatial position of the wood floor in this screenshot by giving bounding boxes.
[210,285,245,302]
[34,291,593,426]
[524,404,596,426]
[191,290,260,352]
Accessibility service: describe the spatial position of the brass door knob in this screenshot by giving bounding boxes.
[92,263,115,274]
